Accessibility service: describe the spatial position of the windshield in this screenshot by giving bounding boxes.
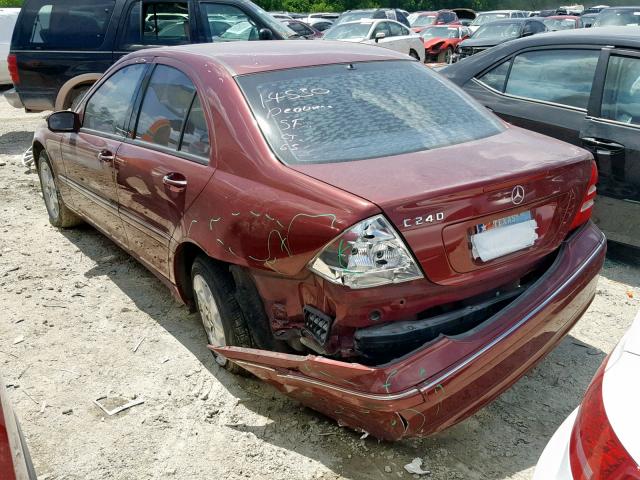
[421,26,459,38]
[323,23,371,40]
[236,61,504,165]
[411,15,436,27]
[337,11,373,24]
[473,22,521,39]
[593,9,640,26]
[471,13,510,26]
[543,18,576,30]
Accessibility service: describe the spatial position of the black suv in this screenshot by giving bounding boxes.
[5,0,294,112]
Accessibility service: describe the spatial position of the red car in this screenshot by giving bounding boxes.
[421,25,470,63]
[541,15,583,30]
[1,379,36,480]
[35,41,605,440]
[409,10,460,33]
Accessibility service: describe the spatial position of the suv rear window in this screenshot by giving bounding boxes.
[18,0,114,49]
[237,60,504,165]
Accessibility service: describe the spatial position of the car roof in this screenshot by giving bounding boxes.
[602,5,640,9]
[479,10,522,13]
[478,18,530,24]
[143,41,410,76]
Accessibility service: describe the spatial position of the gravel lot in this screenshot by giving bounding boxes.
[0,91,638,480]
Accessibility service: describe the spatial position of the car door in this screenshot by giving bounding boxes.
[463,47,601,145]
[59,61,149,247]
[114,60,214,277]
[581,49,640,247]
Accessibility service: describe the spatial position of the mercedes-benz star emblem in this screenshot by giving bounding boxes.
[511,185,525,205]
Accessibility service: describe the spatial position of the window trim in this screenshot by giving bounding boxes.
[474,45,604,112]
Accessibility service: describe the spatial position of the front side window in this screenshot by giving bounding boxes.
[25,0,113,49]
[601,55,640,126]
[119,1,189,49]
[323,23,371,40]
[505,49,599,109]
[371,21,391,38]
[83,64,146,136]
[237,60,504,165]
[477,60,510,92]
[201,2,293,41]
[389,22,407,36]
[135,65,196,150]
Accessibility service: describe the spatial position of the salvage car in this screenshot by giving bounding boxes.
[457,18,547,60]
[421,25,470,63]
[541,15,583,30]
[4,0,295,112]
[34,40,605,440]
[469,10,529,33]
[323,19,425,61]
[533,309,640,479]
[442,27,640,248]
[593,6,640,27]
[0,378,37,480]
[408,10,459,33]
[335,8,410,27]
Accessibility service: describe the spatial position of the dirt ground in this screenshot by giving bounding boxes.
[0,92,638,480]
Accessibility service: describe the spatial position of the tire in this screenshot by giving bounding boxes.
[191,256,252,373]
[69,86,90,110]
[409,49,420,61]
[37,151,82,228]
[444,47,454,64]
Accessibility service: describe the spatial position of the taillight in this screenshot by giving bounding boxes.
[570,160,598,230]
[7,54,19,85]
[569,356,640,479]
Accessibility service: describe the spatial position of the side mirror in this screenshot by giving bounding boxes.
[47,111,80,133]
[259,28,273,40]
[375,31,386,42]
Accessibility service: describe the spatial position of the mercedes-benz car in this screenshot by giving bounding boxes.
[33,40,605,440]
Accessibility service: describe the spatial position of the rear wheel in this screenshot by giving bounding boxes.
[191,257,252,373]
[37,151,82,228]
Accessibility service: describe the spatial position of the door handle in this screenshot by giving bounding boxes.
[581,137,625,151]
[163,173,187,189]
[97,150,115,163]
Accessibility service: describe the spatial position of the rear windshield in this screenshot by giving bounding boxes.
[236,60,504,165]
[15,0,114,49]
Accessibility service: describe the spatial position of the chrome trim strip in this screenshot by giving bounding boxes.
[10,49,112,54]
[58,175,117,214]
[585,115,640,131]
[419,230,606,394]
[471,78,588,113]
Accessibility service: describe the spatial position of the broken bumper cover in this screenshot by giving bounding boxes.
[212,222,606,440]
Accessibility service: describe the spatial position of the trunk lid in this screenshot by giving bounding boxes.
[291,127,593,285]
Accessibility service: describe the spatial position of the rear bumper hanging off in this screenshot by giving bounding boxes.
[213,222,606,440]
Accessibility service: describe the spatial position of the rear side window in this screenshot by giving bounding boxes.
[477,61,510,92]
[19,0,114,49]
[600,55,640,126]
[180,96,210,158]
[505,49,600,109]
[83,64,147,136]
[119,1,189,49]
[237,60,504,165]
[135,65,196,151]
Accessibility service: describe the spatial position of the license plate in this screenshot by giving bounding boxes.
[471,211,538,262]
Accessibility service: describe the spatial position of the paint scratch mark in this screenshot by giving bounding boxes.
[187,219,198,236]
[419,367,426,378]
[249,211,260,217]
[228,246,239,257]
[265,214,274,221]
[231,212,241,216]
[276,220,285,229]
[405,408,426,433]
[435,384,444,394]
[382,369,398,393]
[209,217,221,230]
[248,230,291,262]
[216,238,225,246]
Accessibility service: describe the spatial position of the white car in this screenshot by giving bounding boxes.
[323,19,425,62]
[0,8,20,85]
[469,10,528,33]
[533,309,640,479]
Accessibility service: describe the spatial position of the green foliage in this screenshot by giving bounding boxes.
[0,0,22,6]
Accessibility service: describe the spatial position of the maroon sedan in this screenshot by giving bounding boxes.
[1,380,36,479]
[35,41,605,440]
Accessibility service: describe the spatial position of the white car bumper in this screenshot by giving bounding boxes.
[533,408,578,480]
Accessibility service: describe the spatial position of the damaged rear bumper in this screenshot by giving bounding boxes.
[212,222,606,440]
